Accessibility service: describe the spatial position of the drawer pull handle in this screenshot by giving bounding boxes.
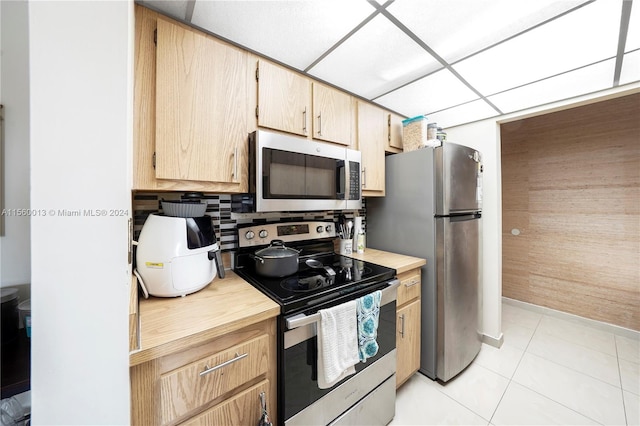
[404,279,419,287]
[200,352,248,377]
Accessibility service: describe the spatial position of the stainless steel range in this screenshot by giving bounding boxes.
[234,221,398,426]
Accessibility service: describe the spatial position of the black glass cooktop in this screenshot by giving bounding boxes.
[234,251,396,314]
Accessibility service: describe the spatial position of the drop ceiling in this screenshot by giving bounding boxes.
[138,0,639,128]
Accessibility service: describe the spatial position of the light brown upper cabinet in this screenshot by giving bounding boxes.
[387,112,404,153]
[312,82,353,146]
[134,6,253,192]
[357,101,386,196]
[256,60,311,137]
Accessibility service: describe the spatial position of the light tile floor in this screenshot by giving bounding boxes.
[391,299,640,425]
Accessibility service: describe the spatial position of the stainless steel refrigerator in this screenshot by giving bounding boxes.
[367,142,483,382]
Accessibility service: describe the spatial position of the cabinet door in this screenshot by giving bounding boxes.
[257,60,310,137]
[180,380,271,426]
[396,299,420,388]
[357,102,386,195]
[312,82,353,146]
[155,17,247,184]
[387,112,404,152]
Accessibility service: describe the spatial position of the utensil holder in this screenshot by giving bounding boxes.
[339,239,352,255]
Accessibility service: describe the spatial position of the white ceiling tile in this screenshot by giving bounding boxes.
[620,50,640,85]
[427,99,498,129]
[307,14,441,99]
[625,0,640,52]
[375,68,480,117]
[190,1,374,71]
[387,0,589,63]
[138,0,190,21]
[453,0,622,95]
[488,59,616,113]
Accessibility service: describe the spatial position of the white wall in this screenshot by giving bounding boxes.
[446,82,640,344]
[1,0,31,288]
[29,1,133,424]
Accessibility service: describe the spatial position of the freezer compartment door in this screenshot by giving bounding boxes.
[436,214,482,382]
[435,143,482,215]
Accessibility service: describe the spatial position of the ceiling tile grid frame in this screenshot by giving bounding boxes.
[189,0,376,71]
[306,13,443,99]
[136,0,638,129]
[451,0,623,96]
[384,0,591,64]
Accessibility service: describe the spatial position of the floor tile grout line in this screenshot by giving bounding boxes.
[527,328,625,388]
[505,308,613,425]
[418,368,495,424]
[518,338,628,424]
[508,377,608,426]
[532,313,621,359]
[487,378,512,425]
[522,345,626,391]
[615,335,632,426]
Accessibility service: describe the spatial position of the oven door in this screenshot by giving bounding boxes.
[282,279,398,425]
[254,130,359,212]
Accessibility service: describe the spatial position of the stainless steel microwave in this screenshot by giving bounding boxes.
[232,130,362,212]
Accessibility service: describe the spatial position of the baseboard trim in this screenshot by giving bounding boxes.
[482,332,504,348]
[503,297,640,341]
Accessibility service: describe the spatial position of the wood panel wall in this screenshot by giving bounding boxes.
[501,93,640,331]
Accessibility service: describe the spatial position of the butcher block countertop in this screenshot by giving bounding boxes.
[347,248,426,274]
[129,270,279,366]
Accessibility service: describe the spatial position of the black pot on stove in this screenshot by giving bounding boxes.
[250,240,301,277]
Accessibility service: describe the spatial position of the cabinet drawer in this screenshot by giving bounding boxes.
[397,269,421,306]
[180,379,271,426]
[161,334,269,424]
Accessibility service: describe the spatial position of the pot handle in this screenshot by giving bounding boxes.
[249,253,265,264]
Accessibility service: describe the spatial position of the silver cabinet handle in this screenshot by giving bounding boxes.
[199,352,248,377]
[404,278,419,287]
[361,167,366,188]
[232,147,238,181]
[317,113,322,136]
[303,108,307,134]
[399,314,406,338]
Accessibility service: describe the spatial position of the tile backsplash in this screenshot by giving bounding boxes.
[132,192,366,253]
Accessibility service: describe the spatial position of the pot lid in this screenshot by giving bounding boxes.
[255,240,299,258]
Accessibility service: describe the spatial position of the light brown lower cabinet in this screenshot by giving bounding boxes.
[181,380,270,426]
[130,318,276,425]
[395,268,421,388]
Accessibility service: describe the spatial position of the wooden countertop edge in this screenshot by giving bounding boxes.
[129,305,279,366]
[347,248,426,274]
[129,270,280,366]
[128,248,424,366]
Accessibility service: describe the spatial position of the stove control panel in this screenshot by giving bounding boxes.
[238,221,336,247]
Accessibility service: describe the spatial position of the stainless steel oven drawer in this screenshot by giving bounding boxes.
[329,374,396,426]
[286,350,396,426]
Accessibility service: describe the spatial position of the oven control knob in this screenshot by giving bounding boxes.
[245,230,255,240]
[259,229,268,238]
[325,225,332,233]
[316,226,324,233]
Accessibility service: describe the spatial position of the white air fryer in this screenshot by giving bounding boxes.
[135,214,224,297]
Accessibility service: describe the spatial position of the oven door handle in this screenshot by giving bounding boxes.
[285,279,400,330]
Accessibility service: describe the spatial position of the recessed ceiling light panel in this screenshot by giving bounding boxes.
[453,0,622,95]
